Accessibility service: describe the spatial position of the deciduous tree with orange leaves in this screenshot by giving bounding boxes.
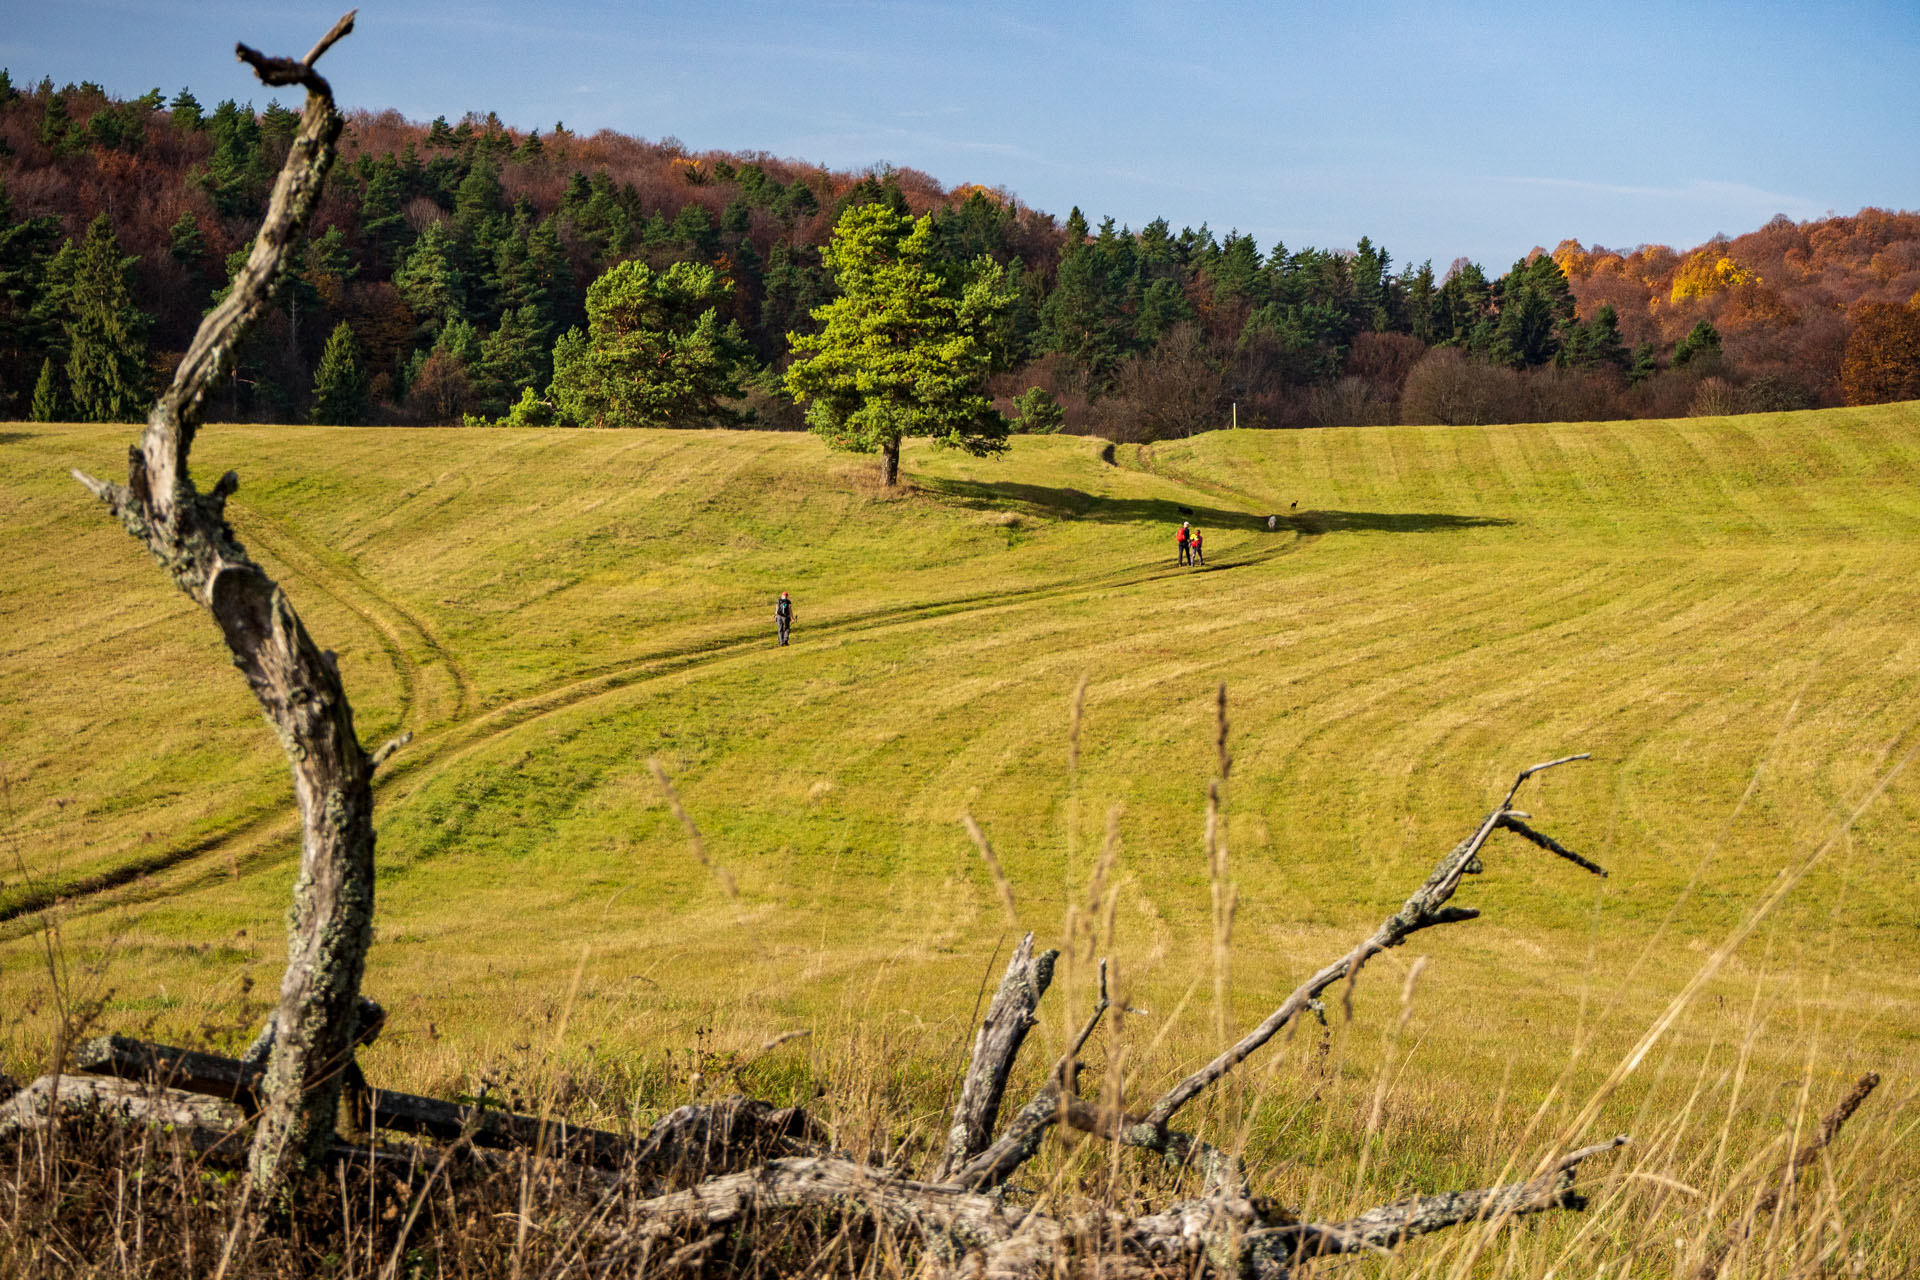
[1840,301,1920,405]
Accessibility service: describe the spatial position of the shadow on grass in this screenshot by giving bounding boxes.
[0,431,39,445]
[920,476,1513,535]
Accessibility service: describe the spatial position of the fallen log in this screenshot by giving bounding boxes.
[70,1035,821,1173]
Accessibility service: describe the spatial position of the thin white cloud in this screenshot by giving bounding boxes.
[1495,174,1825,217]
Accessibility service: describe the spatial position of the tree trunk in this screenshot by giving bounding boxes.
[882,435,900,486]
[72,12,368,1201]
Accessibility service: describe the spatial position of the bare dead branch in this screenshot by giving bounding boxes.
[1055,957,1110,1089]
[1253,1136,1628,1264]
[70,12,366,1200]
[1497,814,1607,877]
[1691,1072,1880,1280]
[1145,755,1594,1129]
[936,931,1057,1180]
[371,731,412,769]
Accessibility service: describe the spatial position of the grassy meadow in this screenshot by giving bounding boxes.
[3,409,1919,1275]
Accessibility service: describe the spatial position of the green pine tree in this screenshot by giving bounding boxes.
[549,260,751,428]
[785,202,1010,485]
[1673,319,1723,368]
[1627,341,1660,386]
[30,355,62,421]
[61,214,150,423]
[1011,386,1065,434]
[310,321,367,424]
[169,87,203,130]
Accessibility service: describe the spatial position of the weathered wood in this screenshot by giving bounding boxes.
[1144,754,1599,1129]
[935,930,1057,1180]
[1248,1136,1628,1267]
[70,13,367,1199]
[70,1035,821,1174]
[1690,1072,1880,1280]
[0,1074,245,1151]
[73,1035,265,1108]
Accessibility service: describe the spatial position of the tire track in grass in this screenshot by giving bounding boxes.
[232,502,472,723]
[0,517,1317,934]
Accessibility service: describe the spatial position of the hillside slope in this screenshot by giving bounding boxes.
[3,412,1917,1241]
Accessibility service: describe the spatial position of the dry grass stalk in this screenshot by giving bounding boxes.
[648,758,738,899]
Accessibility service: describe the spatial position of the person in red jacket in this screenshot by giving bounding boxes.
[1176,521,1191,565]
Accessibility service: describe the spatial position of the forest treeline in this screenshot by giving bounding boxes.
[4,72,1919,436]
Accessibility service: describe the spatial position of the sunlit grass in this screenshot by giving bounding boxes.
[2,408,1917,1274]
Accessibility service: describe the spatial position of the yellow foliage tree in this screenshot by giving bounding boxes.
[1670,251,1758,302]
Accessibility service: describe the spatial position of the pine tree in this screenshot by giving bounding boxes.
[1627,341,1660,386]
[1673,320,1723,368]
[393,221,467,343]
[356,156,407,272]
[310,321,367,424]
[61,214,150,423]
[1580,304,1628,369]
[550,260,751,428]
[38,90,78,156]
[169,87,203,130]
[785,203,1009,484]
[30,355,62,421]
[0,177,64,408]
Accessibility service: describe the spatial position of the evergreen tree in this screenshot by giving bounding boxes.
[310,320,367,424]
[786,203,1009,485]
[1210,231,1264,308]
[0,177,63,410]
[452,157,503,229]
[30,355,62,421]
[1673,319,1723,368]
[356,156,408,272]
[1567,303,1628,370]
[550,260,751,428]
[1350,237,1392,332]
[259,99,300,147]
[1627,341,1660,385]
[169,87,203,130]
[1404,261,1440,344]
[38,90,72,153]
[60,213,150,422]
[1011,386,1065,433]
[392,221,467,343]
[473,304,550,412]
[200,99,268,217]
[775,179,819,225]
[1485,255,1576,367]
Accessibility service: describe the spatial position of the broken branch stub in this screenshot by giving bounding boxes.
[71,13,367,1199]
[936,930,1057,1180]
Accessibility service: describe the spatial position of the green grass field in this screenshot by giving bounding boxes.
[4,411,1918,1275]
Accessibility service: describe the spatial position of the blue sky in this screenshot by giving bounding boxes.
[7,1,1917,269]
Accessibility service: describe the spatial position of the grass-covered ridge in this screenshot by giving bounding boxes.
[3,409,1918,1272]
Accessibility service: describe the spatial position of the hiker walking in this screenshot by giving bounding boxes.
[1176,521,1191,565]
[775,591,793,646]
[1190,528,1204,566]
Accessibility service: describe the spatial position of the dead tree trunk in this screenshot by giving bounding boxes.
[72,11,373,1199]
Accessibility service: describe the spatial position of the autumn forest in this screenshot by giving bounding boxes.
[4,71,1920,437]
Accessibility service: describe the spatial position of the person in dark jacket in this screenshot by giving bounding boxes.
[776,591,793,645]
[1176,521,1191,565]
